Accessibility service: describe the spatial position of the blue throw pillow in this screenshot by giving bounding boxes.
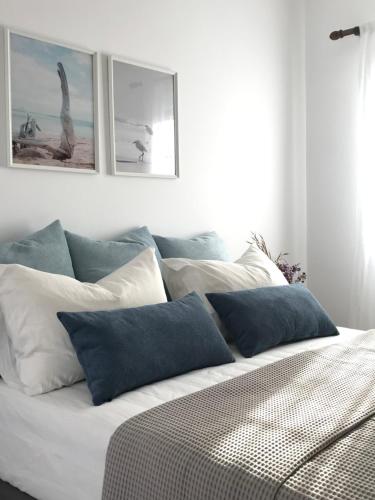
[58,292,234,406]
[117,226,161,261]
[153,231,230,260]
[65,226,159,282]
[0,220,74,277]
[207,285,339,357]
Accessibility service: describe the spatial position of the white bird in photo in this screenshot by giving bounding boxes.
[132,140,148,162]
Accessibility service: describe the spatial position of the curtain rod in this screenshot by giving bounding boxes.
[330,26,360,40]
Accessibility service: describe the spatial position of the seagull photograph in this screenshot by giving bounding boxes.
[110,58,177,177]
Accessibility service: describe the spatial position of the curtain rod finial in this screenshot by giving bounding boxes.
[329,30,344,40]
[330,30,343,40]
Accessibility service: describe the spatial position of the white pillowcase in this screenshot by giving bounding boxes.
[161,244,288,338]
[0,248,166,395]
[0,311,24,390]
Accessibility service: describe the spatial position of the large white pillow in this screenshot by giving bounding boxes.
[0,248,166,395]
[0,311,24,390]
[161,244,288,338]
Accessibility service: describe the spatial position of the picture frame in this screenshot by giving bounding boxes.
[108,55,179,178]
[4,28,100,174]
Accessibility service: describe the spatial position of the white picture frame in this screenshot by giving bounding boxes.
[108,55,179,178]
[4,28,100,174]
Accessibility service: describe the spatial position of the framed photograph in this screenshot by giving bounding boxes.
[108,56,179,178]
[4,29,99,173]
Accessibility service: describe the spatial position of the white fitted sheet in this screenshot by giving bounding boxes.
[0,327,365,500]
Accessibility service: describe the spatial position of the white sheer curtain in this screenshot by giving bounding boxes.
[350,22,375,330]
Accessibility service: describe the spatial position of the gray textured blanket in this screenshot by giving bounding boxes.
[102,333,375,500]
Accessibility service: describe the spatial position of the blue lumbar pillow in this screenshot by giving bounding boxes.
[153,231,230,260]
[58,292,234,406]
[207,285,339,357]
[65,226,159,282]
[0,220,74,277]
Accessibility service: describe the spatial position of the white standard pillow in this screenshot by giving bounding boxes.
[0,247,166,395]
[161,244,288,338]
[0,311,24,390]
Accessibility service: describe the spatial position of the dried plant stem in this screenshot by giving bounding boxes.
[247,232,307,285]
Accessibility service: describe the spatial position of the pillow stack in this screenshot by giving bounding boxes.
[0,247,167,395]
[161,244,288,339]
[0,220,338,408]
[0,222,236,405]
[0,220,76,390]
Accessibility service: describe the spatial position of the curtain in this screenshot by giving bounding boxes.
[350,22,375,330]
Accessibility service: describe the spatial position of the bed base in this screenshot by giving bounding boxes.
[0,479,36,500]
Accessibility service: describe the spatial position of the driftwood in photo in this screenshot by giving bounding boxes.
[19,114,41,140]
[15,147,49,160]
[54,62,76,160]
[12,62,76,162]
[12,138,69,159]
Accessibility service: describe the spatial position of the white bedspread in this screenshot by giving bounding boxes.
[0,327,364,500]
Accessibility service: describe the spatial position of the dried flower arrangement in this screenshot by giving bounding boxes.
[248,232,307,284]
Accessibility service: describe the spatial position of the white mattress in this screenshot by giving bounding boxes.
[0,327,364,500]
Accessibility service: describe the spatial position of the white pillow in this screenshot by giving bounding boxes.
[161,244,288,338]
[0,311,24,390]
[0,248,166,395]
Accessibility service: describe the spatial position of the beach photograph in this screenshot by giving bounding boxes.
[111,58,178,177]
[8,32,96,171]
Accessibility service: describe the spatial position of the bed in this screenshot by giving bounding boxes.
[0,327,364,500]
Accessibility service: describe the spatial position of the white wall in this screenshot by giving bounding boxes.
[0,0,306,263]
[306,0,375,326]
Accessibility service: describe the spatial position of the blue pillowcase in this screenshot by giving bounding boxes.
[58,292,234,405]
[65,226,159,282]
[207,285,339,357]
[153,231,230,260]
[65,227,228,282]
[0,220,74,277]
[118,226,161,261]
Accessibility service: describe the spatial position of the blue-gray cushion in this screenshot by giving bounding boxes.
[153,231,230,260]
[57,292,234,406]
[0,220,74,277]
[117,226,161,261]
[207,285,339,357]
[65,226,159,282]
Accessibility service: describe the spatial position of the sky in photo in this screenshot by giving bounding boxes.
[113,61,174,124]
[10,33,94,124]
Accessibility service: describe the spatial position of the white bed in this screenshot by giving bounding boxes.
[0,327,364,500]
